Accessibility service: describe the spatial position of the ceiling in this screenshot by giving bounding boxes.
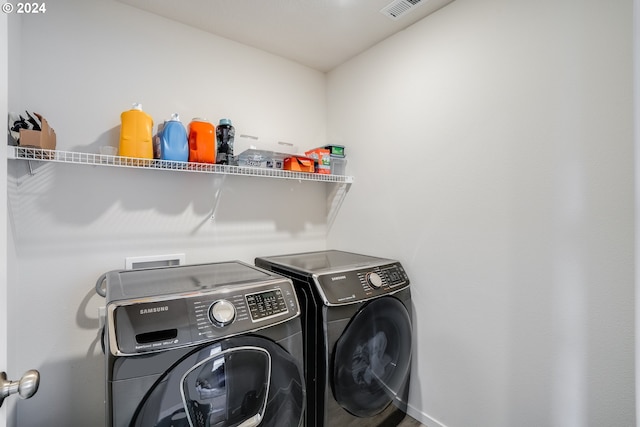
[117,0,455,72]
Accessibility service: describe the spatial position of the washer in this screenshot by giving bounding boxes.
[255,250,412,427]
[104,261,305,427]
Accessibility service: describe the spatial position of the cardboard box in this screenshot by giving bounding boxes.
[305,148,331,174]
[284,156,314,173]
[19,114,56,150]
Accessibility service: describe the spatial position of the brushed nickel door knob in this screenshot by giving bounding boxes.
[0,370,40,408]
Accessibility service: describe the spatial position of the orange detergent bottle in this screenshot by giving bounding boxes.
[188,118,216,163]
[119,103,153,159]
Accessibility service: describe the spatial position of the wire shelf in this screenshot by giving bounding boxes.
[7,146,354,184]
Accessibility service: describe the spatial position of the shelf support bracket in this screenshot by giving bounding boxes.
[210,174,227,220]
[326,182,351,232]
[27,160,43,176]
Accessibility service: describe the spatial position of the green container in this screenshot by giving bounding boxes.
[324,144,345,157]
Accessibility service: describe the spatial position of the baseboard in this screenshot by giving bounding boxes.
[406,403,448,427]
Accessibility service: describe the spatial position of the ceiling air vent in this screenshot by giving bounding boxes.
[380,0,424,20]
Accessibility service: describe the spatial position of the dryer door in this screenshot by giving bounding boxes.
[132,335,304,427]
[332,296,412,418]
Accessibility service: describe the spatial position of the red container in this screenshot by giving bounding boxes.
[284,156,315,173]
[188,118,215,163]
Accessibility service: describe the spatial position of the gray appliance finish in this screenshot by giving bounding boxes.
[255,250,412,427]
[104,261,305,427]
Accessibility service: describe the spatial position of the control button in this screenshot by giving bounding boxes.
[366,272,383,288]
[209,300,236,327]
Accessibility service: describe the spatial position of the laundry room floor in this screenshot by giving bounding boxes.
[398,415,426,426]
[338,415,425,426]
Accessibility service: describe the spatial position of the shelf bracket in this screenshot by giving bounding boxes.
[27,160,44,176]
[7,146,49,176]
[326,182,351,232]
[210,174,227,220]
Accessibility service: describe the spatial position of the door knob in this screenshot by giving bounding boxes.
[0,370,40,408]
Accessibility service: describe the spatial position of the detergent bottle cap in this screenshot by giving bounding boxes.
[132,103,143,111]
[170,113,181,122]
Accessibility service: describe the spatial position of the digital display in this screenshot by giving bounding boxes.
[245,289,288,321]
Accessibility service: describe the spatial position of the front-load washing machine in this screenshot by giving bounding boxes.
[255,250,412,427]
[104,261,305,427]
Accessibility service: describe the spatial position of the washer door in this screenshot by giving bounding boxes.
[132,335,304,427]
[332,296,412,418]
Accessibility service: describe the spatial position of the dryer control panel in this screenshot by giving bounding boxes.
[315,262,409,306]
[107,278,299,356]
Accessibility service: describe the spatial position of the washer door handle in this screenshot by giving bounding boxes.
[0,370,40,408]
[180,346,271,427]
[238,413,262,427]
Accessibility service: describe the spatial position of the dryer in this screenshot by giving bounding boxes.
[255,250,412,427]
[104,261,305,427]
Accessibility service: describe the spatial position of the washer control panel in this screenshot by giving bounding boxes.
[316,262,410,306]
[108,278,299,356]
[191,284,296,342]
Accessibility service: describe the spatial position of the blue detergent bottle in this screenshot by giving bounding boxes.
[161,113,189,162]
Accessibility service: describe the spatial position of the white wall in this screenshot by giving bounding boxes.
[7,0,329,425]
[327,0,635,426]
[7,0,636,426]
[636,0,640,421]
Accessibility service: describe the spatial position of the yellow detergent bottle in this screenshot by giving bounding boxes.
[119,103,153,159]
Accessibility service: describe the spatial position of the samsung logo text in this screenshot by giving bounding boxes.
[140,306,169,315]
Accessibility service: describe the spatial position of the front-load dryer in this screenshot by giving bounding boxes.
[104,261,305,427]
[255,250,412,427]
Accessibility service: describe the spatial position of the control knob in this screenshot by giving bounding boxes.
[366,272,383,289]
[209,300,236,327]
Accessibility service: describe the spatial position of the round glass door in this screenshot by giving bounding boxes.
[181,346,270,427]
[132,335,304,427]
[332,297,412,418]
